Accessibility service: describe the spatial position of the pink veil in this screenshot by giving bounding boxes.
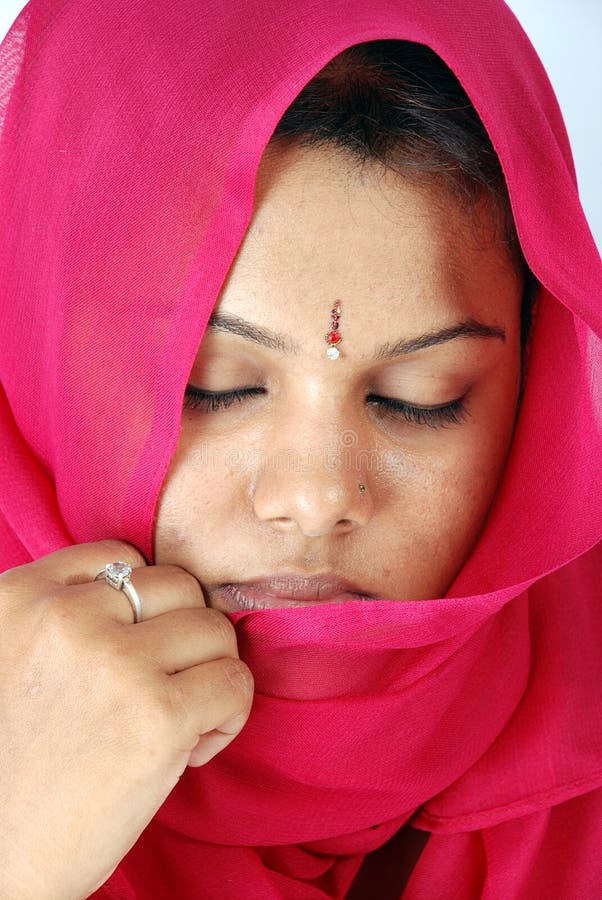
[1,0,600,896]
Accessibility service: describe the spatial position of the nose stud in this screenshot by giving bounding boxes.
[325,301,342,359]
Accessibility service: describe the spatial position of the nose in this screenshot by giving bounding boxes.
[251,436,375,537]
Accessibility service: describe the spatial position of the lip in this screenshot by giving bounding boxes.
[213,573,376,610]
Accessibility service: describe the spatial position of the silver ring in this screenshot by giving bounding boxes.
[94,561,142,623]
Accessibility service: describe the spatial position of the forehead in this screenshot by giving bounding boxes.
[217,143,521,333]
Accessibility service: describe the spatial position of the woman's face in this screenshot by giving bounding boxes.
[153,143,523,609]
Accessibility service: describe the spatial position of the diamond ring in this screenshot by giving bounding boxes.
[94,561,142,623]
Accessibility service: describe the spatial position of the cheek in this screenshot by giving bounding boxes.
[153,434,246,564]
[381,418,512,557]
[417,360,520,525]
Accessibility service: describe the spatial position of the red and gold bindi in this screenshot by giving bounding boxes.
[325,301,342,359]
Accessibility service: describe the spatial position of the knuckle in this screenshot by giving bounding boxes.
[163,566,206,605]
[202,608,238,651]
[0,562,33,594]
[0,560,52,601]
[121,688,175,757]
[221,657,254,702]
[144,687,178,735]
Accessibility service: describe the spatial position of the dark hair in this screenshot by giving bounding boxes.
[269,40,538,351]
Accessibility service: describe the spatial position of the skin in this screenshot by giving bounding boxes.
[153,142,524,607]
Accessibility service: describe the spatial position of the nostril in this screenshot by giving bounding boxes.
[302,519,355,538]
[335,519,354,531]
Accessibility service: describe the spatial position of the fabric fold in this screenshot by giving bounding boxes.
[1,0,600,897]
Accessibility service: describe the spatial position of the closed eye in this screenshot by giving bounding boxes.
[366,393,468,428]
[183,386,266,412]
[183,385,468,428]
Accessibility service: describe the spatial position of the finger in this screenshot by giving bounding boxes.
[128,607,238,670]
[186,724,248,768]
[27,540,148,587]
[187,708,251,767]
[61,564,206,625]
[167,657,254,751]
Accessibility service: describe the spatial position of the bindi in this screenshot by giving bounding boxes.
[325,301,342,359]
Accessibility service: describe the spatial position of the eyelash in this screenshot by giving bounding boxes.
[366,393,467,428]
[183,386,468,428]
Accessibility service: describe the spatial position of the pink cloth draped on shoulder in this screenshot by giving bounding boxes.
[0,0,600,897]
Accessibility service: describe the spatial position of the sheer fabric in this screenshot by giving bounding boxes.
[0,0,600,897]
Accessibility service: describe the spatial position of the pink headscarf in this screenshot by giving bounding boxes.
[1,0,600,897]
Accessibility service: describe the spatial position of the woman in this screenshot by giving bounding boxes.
[0,0,600,898]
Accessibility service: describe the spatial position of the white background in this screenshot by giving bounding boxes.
[1,1,600,250]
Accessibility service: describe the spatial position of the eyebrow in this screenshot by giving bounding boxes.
[208,312,301,354]
[207,312,506,358]
[375,317,506,359]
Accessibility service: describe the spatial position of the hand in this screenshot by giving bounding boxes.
[0,540,254,900]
